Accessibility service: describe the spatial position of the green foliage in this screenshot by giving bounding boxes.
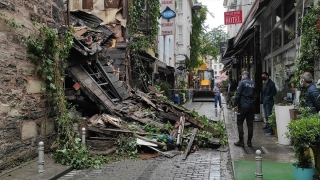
[128,0,160,90]
[199,25,228,61]
[0,13,25,29]
[116,134,138,157]
[188,6,207,70]
[54,138,110,169]
[286,114,320,168]
[19,22,108,169]
[268,109,276,128]
[291,2,320,89]
[190,110,228,146]
[188,6,228,70]
[156,80,171,98]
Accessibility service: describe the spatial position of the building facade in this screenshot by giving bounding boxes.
[223,0,320,110]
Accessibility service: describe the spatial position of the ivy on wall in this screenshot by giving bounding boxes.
[0,12,109,169]
[291,2,320,89]
[128,0,160,91]
[188,6,207,70]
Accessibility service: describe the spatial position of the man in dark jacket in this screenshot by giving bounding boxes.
[232,71,255,147]
[261,72,277,135]
[301,72,320,114]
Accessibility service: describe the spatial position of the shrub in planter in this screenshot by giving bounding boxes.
[286,114,320,171]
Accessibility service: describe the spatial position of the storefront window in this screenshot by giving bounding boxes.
[273,54,283,103]
[265,13,272,33]
[272,25,282,51]
[276,4,282,23]
[264,34,271,55]
[284,13,295,45]
[283,0,295,17]
[272,48,296,103]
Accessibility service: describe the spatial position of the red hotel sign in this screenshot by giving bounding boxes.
[224,10,242,25]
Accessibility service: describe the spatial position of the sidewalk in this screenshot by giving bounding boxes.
[0,154,72,180]
[223,104,295,179]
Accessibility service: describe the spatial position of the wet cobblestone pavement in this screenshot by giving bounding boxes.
[58,99,234,180]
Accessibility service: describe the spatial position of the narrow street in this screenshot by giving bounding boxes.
[58,98,234,180]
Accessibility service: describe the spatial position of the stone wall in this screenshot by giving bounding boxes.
[0,0,64,170]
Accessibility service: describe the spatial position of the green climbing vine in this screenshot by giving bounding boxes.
[291,2,320,90]
[188,6,207,70]
[128,0,160,91]
[23,24,109,169]
[0,12,109,169]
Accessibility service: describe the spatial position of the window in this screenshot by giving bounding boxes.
[215,71,217,75]
[272,25,282,51]
[283,0,295,18]
[178,0,183,11]
[284,13,295,45]
[178,26,183,42]
[219,65,222,69]
[264,34,271,55]
[275,4,282,23]
[214,65,217,69]
[265,13,272,33]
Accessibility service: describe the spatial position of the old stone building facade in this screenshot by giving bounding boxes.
[0,0,64,170]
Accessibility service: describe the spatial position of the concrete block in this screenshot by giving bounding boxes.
[0,103,10,115]
[26,79,43,93]
[41,118,55,135]
[21,121,37,141]
[0,32,6,42]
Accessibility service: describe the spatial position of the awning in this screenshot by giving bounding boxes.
[222,37,235,59]
[221,58,232,65]
[234,0,270,45]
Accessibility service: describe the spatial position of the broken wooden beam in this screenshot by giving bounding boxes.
[137,135,165,147]
[129,115,164,127]
[182,128,198,160]
[158,111,180,122]
[89,146,117,155]
[87,126,148,136]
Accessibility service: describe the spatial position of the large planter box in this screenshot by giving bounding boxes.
[275,105,294,145]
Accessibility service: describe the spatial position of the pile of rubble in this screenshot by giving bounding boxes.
[81,86,223,159]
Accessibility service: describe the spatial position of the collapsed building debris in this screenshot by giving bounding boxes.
[62,9,224,160]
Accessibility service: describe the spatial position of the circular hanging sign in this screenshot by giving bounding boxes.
[176,55,186,61]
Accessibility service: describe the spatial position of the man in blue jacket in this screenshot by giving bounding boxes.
[261,72,277,135]
[232,71,255,147]
[301,72,320,114]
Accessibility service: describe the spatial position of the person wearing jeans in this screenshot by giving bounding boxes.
[261,72,277,135]
[213,83,222,109]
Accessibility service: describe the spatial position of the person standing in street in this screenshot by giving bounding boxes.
[232,71,255,147]
[300,72,320,114]
[213,83,222,109]
[261,72,277,135]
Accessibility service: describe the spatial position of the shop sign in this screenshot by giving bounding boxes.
[176,55,186,61]
[160,0,175,35]
[224,10,242,25]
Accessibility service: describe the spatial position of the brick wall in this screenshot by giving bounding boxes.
[0,0,64,170]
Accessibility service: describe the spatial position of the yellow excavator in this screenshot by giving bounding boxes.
[192,68,215,102]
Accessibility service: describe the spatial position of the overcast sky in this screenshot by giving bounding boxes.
[199,0,226,30]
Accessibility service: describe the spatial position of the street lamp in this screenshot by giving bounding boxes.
[192,4,202,18]
[192,4,202,11]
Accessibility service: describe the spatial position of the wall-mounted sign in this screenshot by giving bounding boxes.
[161,0,175,35]
[176,55,186,61]
[224,10,242,25]
[160,7,176,20]
[219,42,227,54]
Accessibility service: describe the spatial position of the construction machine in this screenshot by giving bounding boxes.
[192,69,215,102]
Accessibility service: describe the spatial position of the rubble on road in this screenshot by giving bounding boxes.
[80,85,225,160]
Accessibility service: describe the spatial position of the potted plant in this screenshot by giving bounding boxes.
[286,114,320,180]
